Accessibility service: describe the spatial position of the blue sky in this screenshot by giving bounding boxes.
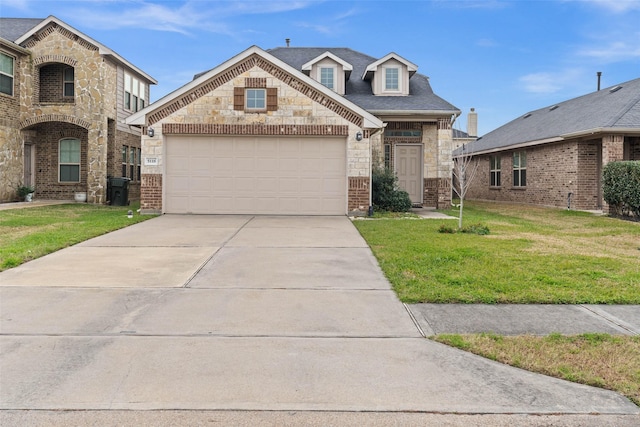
[2,0,639,135]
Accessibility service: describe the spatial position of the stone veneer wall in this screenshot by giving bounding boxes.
[0,45,27,202]
[18,23,120,204]
[140,60,374,214]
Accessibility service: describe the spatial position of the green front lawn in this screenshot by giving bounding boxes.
[354,202,640,304]
[0,203,153,271]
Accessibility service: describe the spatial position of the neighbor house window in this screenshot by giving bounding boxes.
[384,144,391,169]
[59,138,80,182]
[124,73,146,112]
[63,66,74,97]
[490,155,501,187]
[129,146,136,180]
[320,67,334,90]
[513,151,526,187]
[122,145,128,177]
[0,52,14,96]
[384,67,399,91]
[137,147,141,181]
[245,88,266,111]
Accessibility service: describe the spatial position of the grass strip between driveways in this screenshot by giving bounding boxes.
[0,203,153,271]
[432,333,640,406]
[354,201,640,304]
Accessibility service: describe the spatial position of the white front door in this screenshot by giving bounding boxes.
[395,144,422,205]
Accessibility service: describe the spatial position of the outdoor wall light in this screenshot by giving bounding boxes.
[148,127,154,137]
[355,131,363,141]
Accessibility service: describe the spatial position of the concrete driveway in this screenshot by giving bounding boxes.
[0,215,637,420]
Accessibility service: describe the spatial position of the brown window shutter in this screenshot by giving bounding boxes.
[267,88,278,111]
[234,87,244,110]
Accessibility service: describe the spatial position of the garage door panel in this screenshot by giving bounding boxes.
[166,136,347,215]
[190,176,211,192]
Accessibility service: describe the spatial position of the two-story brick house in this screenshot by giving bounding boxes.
[126,45,460,215]
[0,16,156,203]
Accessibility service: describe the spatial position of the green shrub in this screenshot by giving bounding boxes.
[372,166,412,212]
[438,224,456,233]
[603,161,640,218]
[460,223,491,235]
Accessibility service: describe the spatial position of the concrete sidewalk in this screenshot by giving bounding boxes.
[1,214,638,426]
[409,303,640,336]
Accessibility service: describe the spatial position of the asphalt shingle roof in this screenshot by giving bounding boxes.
[267,47,459,113]
[466,77,640,154]
[0,18,44,42]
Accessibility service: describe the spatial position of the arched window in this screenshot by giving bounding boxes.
[59,138,80,182]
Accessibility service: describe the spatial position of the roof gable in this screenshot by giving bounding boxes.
[126,45,383,129]
[13,15,156,84]
[467,77,640,155]
[362,52,418,81]
[301,51,353,74]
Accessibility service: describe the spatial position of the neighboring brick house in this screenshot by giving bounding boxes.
[458,78,640,211]
[0,16,156,203]
[126,45,460,215]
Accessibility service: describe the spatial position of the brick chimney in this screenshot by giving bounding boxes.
[467,108,478,138]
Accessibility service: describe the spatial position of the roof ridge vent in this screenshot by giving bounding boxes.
[549,105,559,111]
[523,113,532,119]
[609,85,622,93]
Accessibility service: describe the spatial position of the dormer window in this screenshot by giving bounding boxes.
[301,52,352,95]
[384,67,399,91]
[320,66,335,90]
[363,53,417,96]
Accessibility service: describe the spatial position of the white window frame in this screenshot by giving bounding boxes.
[384,66,400,92]
[513,151,527,187]
[490,155,501,187]
[245,88,266,111]
[59,138,81,183]
[122,145,128,177]
[124,72,146,112]
[63,66,74,98]
[319,66,335,90]
[0,52,14,96]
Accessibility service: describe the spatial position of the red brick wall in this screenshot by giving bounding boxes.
[466,140,602,210]
[141,173,162,213]
[116,130,141,200]
[348,176,370,212]
[32,122,89,200]
[38,64,73,104]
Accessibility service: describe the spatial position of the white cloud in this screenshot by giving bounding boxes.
[476,38,497,48]
[519,69,585,94]
[0,0,31,12]
[586,0,640,13]
[578,38,640,62]
[66,0,317,35]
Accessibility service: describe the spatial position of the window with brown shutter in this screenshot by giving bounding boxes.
[234,87,244,111]
[234,86,277,112]
[267,87,277,111]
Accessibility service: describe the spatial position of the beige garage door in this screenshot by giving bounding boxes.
[165,136,347,215]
